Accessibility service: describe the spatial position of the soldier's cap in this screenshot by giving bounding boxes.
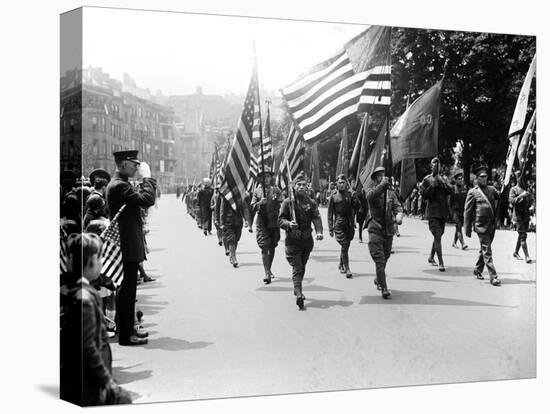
[430,157,440,164]
[474,165,489,176]
[89,169,111,186]
[60,170,77,182]
[453,170,464,179]
[292,172,307,185]
[113,150,140,164]
[86,194,105,211]
[336,174,348,182]
[370,166,385,179]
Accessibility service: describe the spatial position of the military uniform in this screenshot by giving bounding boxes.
[251,184,283,283]
[464,179,501,285]
[279,192,323,308]
[327,188,359,276]
[197,186,214,234]
[419,169,454,269]
[105,157,156,344]
[355,188,368,242]
[509,183,534,262]
[450,177,468,249]
[365,177,402,298]
[211,190,224,246]
[215,195,244,267]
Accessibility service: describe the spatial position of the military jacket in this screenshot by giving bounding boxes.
[509,185,534,225]
[365,182,402,236]
[279,195,323,241]
[251,185,284,229]
[419,173,454,219]
[327,190,358,233]
[464,185,499,235]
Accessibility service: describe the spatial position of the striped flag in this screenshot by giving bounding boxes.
[248,152,259,192]
[220,65,258,211]
[100,205,126,287]
[60,226,69,274]
[281,26,391,142]
[277,124,305,189]
[260,103,274,170]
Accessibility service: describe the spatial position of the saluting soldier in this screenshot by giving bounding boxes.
[327,174,359,278]
[215,193,245,268]
[509,171,535,263]
[464,165,501,286]
[450,170,468,250]
[105,150,156,345]
[365,167,403,299]
[279,173,323,310]
[250,168,283,285]
[419,157,454,271]
[197,178,214,236]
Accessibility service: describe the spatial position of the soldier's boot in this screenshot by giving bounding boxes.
[490,276,501,286]
[513,237,522,260]
[521,240,532,263]
[262,250,271,284]
[344,252,352,279]
[295,286,305,310]
[229,244,238,267]
[268,249,276,278]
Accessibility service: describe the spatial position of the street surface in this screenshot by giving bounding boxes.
[111,195,536,403]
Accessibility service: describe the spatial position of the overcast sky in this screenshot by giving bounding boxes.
[81,7,367,97]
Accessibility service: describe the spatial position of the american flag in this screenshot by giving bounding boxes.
[277,124,305,189]
[60,226,69,274]
[260,103,274,171]
[100,205,126,287]
[248,152,259,193]
[220,65,258,211]
[281,26,391,142]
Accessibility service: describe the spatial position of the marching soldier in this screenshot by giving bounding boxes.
[197,178,214,236]
[211,185,224,247]
[419,157,454,271]
[365,167,403,299]
[509,171,535,263]
[355,186,368,243]
[450,171,468,250]
[105,150,156,345]
[327,174,359,278]
[464,165,501,286]
[215,193,245,268]
[279,173,323,310]
[250,169,283,285]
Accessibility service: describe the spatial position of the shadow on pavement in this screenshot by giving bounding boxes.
[500,278,536,285]
[36,384,58,398]
[113,363,153,385]
[394,276,449,283]
[235,262,262,268]
[148,247,167,252]
[310,255,370,263]
[256,284,343,293]
[350,272,376,278]
[144,337,213,351]
[271,277,314,284]
[135,293,168,317]
[305,298,354,309]
[358,290,511,307]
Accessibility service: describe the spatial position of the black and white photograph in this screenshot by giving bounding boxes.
[56,5,540,407]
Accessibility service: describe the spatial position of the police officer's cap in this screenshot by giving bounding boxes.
[89,169,111,186]
[474,165,489,176]
[113,150,140,164]
[370,166,385,179]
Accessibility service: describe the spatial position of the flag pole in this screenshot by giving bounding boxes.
[253,42,267,198]
[286,159,297,222]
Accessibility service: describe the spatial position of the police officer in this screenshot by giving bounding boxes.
[327,174,359,278]
[365,167,403,299]
[197,178,214,236]
[419,157,454,271]
[279,173,323,310]
[509,171,534,263]
[450,171,468,250]
[464,165,501,286]
[250,168,283,285]
[105,150,157,345]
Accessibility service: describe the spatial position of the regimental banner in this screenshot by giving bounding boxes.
[509,54,536,137]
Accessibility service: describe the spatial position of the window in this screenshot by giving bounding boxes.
[70,118,75,132]
[92,116,97,130]
[102,117,107,132]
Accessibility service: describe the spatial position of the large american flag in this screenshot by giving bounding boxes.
[100,205,126,287]
[248,152,259,193]
[220,66,258,211]
[277,124,305,189]
[281,26,391,142]
[260,103,273,170]
[60,226,69,274]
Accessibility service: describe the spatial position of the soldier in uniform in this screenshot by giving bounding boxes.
[197,178,214,236]
[210,185,224,247]
[355,187,368,243]
[215,194,245,268]
[365,167,403,299]
[464,165,501,286]
[450,171,468,250]
[419,157,454,271]
[279,173,323,310]
[250,169,283,284]
[327,175,359,278]
[105,150,157,345]
[509,172,535,263]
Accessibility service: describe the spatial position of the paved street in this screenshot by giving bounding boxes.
[111,195,536,404]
